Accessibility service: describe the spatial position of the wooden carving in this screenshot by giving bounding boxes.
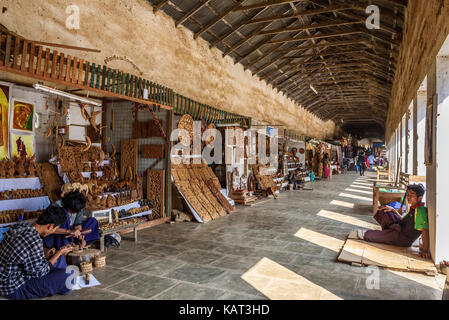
[120,139,138,183]
[14,157,26,177]
[205,179,235,214]
[147,169,165,219]
[0,160,6,178]
[39,163,62,201]
[141,144,164,159]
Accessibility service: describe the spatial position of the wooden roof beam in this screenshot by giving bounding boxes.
[244,4,356,25]
[258,20,363,36]
[176,0,212,27]
[233,0,300,12]
[194,0,245,39]
[153,0,169,13]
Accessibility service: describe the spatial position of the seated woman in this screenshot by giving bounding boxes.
[43,191,100,267]
[356,184,430,259]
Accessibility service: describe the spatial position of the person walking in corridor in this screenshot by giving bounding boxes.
[357,153,366,176]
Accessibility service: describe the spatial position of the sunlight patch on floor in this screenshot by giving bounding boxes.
[352,182,373,187]
[354,180,373,185]
[241,257,342,300]
[388,270,446,291]
[345,188,373,195]
[339,192,372,202]
[317,210,378,230]
[330,200,355,208]
[294,228,345,252]
[349,184,373,190]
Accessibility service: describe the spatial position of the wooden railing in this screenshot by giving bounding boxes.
[0,27,251,126]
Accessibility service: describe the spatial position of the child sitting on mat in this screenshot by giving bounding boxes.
[356,184,430,259]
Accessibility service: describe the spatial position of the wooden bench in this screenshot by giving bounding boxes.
[376,163,391,181]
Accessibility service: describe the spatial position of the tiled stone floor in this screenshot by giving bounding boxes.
[46,172,445,300]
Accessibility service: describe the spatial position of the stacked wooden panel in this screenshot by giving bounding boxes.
[171,162,233,223]
[147,169,165,219]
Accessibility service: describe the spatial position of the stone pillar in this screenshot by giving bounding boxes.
[412,96,418,176]
[417,88,427,176]
[435,52,449,263]
[426,59,437,262]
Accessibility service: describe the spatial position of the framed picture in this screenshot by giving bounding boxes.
[0,82,12,160]
[11,132,34,159]
[10,99,35,134]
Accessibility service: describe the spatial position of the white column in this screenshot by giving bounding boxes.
[401,114,406,172]
[417,89,427,176]
[412,96,418,175]
[407,103,413,174]
[435,51,449,263]
[427,60,437,262]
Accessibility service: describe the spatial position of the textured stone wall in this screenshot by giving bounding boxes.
[386,0,449,141]
[0,0,341,140]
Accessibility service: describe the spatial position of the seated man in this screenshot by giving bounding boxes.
[44,191,100,266]
[356,184,430,259]
[288,170,304,190]
[0,206,74,300]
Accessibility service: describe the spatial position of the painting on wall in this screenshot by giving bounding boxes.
[0,83,11,160]
[11,99,35,133]
[11,133,34,159]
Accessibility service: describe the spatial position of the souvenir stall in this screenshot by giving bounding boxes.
[0,81,58,229]
[169,100,249,222]
[0,27,176,257]
[326,141,344,176]
[282,130,309,190]
[245,123,282,201]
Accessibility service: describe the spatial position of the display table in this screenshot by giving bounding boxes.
[0,196,50,212]
[88,201,152,222]
[0,177,42,192]
[99,221,144,252]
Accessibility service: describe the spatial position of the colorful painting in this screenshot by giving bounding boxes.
[0,83,11,160]
[11,99,34,133]
[11,133,34,159]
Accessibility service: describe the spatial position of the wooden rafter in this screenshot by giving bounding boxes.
[176,0,212,27]
[194,0,245,39]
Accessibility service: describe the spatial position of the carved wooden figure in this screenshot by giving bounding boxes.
[15,158,27,177]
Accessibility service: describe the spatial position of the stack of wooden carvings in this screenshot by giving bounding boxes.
[99,217,142,232]
[0,188,46,200]
[0,209,43,224]
[0,156,55,226]
[171,162,235,223]
[57,141,146,213]
[57,142,118,186]
[251,164,279,199]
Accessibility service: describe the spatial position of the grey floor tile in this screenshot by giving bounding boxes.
[152,282,227,300]
[126,256,187,276]
[165,264,226,284]
[176,250,223,265]
[91,266,137,288]
[108,274,177,299]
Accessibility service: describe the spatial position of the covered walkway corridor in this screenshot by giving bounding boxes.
[44,172,446,300]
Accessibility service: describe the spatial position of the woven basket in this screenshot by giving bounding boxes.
[94,255,106,268]
[80,261,93,273]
